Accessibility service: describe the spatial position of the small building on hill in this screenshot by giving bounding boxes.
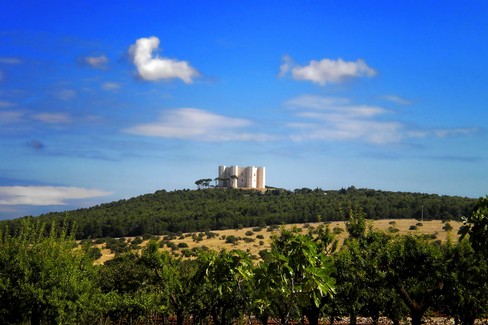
[217,165,265,189]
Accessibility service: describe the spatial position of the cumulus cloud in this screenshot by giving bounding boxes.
[0,186,112,206]
[279,56,377,85]
[31,113,71,124]
[128,36,199,83]
[125,108,272,141]
[286,95,401,144]
[79,55,108,69]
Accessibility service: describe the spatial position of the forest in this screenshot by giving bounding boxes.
[0,187,477,240]
[0,197,487,325]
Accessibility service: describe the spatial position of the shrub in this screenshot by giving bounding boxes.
[245,231,254,236]
[388,227,400,233]
[177,242,189,248]
[409,225,418,231]
[443,222,453,232]
[333,227,344,235]
[256,234,265,239]
[225,235,239,245]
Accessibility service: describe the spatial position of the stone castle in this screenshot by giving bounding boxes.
[217,165,266,189]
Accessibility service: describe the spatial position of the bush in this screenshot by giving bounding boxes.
[177,242,189,248]
[245,231,254,236]
[333,227,344,235]
[443,222,453,231]
[256,234,265,239]
[388,226,400,233]
[225,235,239,245]
[409,225,418,231]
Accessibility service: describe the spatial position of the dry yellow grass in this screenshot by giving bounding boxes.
[94,219,463,264]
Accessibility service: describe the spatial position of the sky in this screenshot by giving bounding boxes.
[1,1,487,219]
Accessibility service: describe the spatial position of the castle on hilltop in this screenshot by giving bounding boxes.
[217,165,266,189]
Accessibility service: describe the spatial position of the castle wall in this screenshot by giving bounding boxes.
[217,165,265,189]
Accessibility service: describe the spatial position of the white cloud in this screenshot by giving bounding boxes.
[81,55,108,69]
[0,186,112,206]
[382,95,412,105]
[408,127,480,139]
[280,56,377,85]
[128,36,199,83]
[31,113,71,124]
[286,95,403,144]
[102,82,121,90]
[125,108,272,141]
[286,95,479,144]
[278,55,293,77]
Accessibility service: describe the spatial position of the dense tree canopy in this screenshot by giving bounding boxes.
[1,187,476,240]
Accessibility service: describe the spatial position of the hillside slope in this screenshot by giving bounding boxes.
[1,187,476,239]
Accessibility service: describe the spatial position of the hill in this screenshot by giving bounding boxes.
[0,187,476,240]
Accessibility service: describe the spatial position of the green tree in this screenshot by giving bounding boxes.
[0,221,100,325]
[263,227,335,325]
[382,235,445,325]
[459,195,488,256]
[193,249,254,325]
[441,239,488,325]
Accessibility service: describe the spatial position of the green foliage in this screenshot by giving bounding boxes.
[459,196,488,256]
[0,188,475,240]
[0,221,100,324]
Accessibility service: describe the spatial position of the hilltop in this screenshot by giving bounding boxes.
[0,187,476,240]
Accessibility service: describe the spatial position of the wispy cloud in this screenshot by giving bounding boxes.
[128,36,199,83]
[285,95,479,144]
[407,127,481,139]
[31,113,71,124]
[79,55,108,69]
[279,56,377,85]
[125,108,272,141]
[0,186,112,206]
[0,111,24,124]
[102,82,121,90]
[382,95,412,105]
[56,89,77,101]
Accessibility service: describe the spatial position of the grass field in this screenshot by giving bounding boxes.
[95,219,463,264]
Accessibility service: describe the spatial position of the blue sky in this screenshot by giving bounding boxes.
[1,1,487,219]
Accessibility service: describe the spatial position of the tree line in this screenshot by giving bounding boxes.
[1,197,487,325]
[0,187,477,240]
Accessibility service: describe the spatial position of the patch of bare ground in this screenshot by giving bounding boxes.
[94,219,463,264]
